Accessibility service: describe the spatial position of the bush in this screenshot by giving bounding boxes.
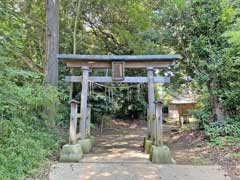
[0,84,61,180]
[191,107,211,129]
[204,116,240,141]
[0,60,64,180]
[0,120,59,179]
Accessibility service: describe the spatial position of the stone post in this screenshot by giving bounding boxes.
[155,100,163,146]
[69,99,79,144]
[150,100,174,164]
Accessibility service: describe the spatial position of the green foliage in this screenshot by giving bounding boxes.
[0,0,45,72]
[60,0,158,122]
[204,116,240,146]
[0,120,59,179]
[154,0,240,121]
[87,82,148,121]
[208,136,240,148]
[191,108,211,129]
[60,0,163,55]
[205,121,240,139]
[0,1,66,179]
[0,56,64,180]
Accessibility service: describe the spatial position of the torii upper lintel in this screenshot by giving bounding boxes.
[58,54,181,69]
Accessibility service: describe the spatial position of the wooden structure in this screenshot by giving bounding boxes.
[69,99,92,144]
[168,93,197,126]
[59,54,180,143]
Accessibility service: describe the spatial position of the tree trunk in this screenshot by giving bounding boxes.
[207,82,225,122]
[45,0,59,86]
[214,98,225,123]
[73,0,81,54]
[44,0,59,125]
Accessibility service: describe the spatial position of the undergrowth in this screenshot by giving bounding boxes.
[192,107,240,147]
[0,120,59,179]
[204,117,240,147]
[0,59,67,180]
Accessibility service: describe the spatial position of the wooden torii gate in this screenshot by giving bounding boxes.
[58,54,180,144]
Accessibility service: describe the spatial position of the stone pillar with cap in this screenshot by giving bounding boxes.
[154,99,164,146]
[69,99,80,144]
[150,99,175,164]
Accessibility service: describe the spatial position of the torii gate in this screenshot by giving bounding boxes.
[59,54,180,145]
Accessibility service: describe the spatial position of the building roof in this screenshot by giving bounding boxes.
[170,94,197,104]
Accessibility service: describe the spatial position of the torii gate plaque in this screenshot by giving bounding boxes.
[58,54,180,143]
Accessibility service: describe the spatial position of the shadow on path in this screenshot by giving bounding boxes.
[49,120,230,180]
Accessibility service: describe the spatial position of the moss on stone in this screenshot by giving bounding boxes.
[59,144,83,162]
[90,136,96,145]
[151,145,174,164]
[77,138,92,154]
[144,139,153,154]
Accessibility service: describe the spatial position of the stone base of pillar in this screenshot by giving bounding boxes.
[77,138,92,154]
[150,145,175,164]
[59,144,83,162]
[144,139,153,154]
[90,136,96,146]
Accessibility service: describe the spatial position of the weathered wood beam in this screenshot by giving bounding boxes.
[65,76,170,83]
[58,54,181,61]
[58,54,181,69]
[79,66,89,139]
[86,106,91,137]
[64,61,173,69]
[147,66,155,140]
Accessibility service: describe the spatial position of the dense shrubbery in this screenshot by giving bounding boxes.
[0,59,63,180]
[205,117,240,139]
[0,120,59,179]
[156,0,240,141]
[159,0,240,121]
[88,85,148,121]
[204,118,240,147]
[0,1,67,179]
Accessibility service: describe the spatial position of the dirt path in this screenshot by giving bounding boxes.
[49,120,230,180]
[80,123,150,163]
[164,126,214,165]
[164,126,240,179]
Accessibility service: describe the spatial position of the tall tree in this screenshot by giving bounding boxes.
[45,0,59,86]
[153,0,240,122]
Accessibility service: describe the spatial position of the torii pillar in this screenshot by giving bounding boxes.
[147,66,155,140]
[80,66,89,139]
